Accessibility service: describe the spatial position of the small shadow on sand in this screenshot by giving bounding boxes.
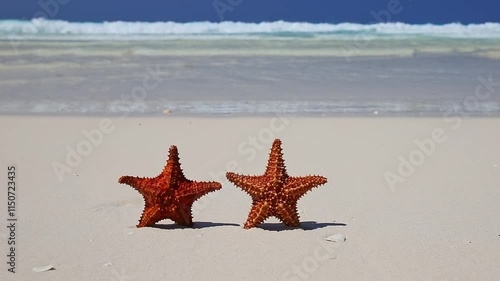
[151,221,239,230]
[257,221,347,231]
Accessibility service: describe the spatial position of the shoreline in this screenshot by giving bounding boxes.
[2,37,500,58]
[2,112,500,117]
[2,53,499,117]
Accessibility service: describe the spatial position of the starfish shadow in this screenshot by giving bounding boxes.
[150,221,239,230]
[257,221,347,231]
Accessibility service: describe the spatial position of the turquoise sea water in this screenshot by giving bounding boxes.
[1,20,500,116]
[2,19,500,38]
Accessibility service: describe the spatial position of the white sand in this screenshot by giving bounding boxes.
[0,116,499,281]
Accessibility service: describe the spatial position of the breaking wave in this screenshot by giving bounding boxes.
[1,19,500,39]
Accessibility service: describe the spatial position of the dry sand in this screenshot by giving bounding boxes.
[0,116,499,281]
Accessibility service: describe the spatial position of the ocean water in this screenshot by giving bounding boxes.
[1,19,500,116]
[2,19,500,38]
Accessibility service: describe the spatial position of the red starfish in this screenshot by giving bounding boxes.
[118,145,221,228]
[226,139,328,229]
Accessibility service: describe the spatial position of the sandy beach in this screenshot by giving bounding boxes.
[0,115,499,281]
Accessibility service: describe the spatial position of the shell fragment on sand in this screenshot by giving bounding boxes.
[325,233,346,242]
[32,264,55,272]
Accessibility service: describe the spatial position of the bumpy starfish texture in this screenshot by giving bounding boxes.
[118,145,221,228]
[226,139,327,229]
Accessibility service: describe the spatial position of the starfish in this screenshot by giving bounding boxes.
[118,145,221,228]
[226,139,327,229]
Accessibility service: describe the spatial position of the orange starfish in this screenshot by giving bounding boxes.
[118,145,221,228]
[226,139,328,229]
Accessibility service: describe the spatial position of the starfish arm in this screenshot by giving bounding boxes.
[284,175,328,201]
[119,175,165,206]
[118,175,144,190]
[226,173,266,200]
[160,145,188,183]
[118,176,155,196]
[137,205,166,228]
[244,200,271,229]
[275,201,301,227]
[166,204,193,227]
[264,139,288,181]
[176,181,222,205]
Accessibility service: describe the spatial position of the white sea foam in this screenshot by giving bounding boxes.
[1,100,499,116]
[1,19,500,39]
